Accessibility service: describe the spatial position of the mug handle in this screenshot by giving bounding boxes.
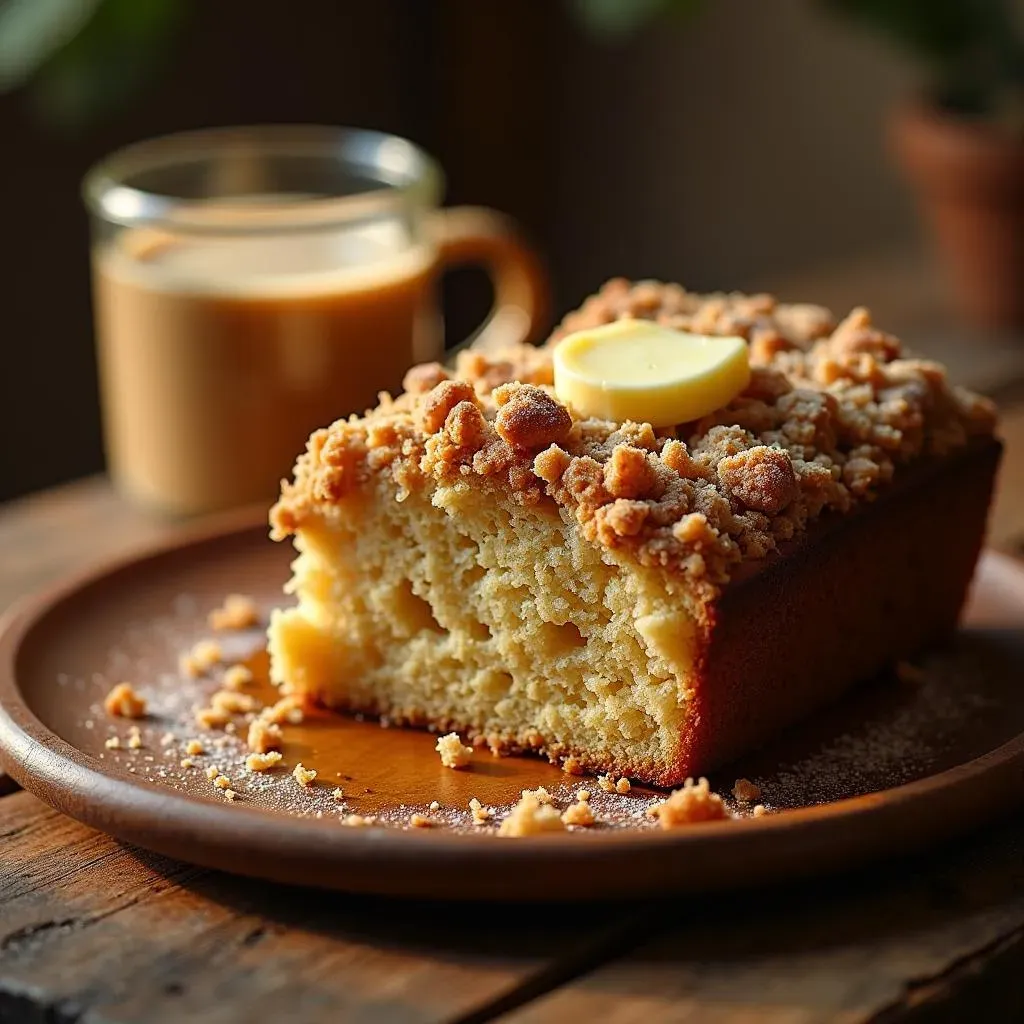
[432,206,551,355]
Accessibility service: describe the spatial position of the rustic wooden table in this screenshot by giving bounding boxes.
[1,402,1024,1024]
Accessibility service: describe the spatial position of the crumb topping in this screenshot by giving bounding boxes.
[292,763,317,787]
[469,797,494,825]
[222,664,255,690]
[435,732,473,769]
[271,279,995,591]
[561,800,596,827]
[246,751,283,772]
[103,682,146,719]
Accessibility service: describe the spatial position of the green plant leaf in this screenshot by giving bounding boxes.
[570,0,704,38]
[28,0,188,131]
[0,0,102,90]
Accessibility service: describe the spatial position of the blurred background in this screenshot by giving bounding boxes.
[4,0,1024,503]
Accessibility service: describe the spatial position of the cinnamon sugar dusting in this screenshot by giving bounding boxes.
[270,279,995,591]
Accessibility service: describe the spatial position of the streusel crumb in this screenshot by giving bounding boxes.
[222,664,255,690]
[561,800,596,827]
[499,793,566,837]
[409,813,433,828]
[649,777,729,828]
[332,787,345,801]
[429,800,440,812]
[752,804,769,817]
[127,727,143,750]
[293,763,317,787]
[733,778,762,803]
[212,774,231,790]
[246,751,283,772]
[521,786,553,805]
[615,778,631,794]
[223,789,237,802]
[205,765,220,780]
[208,593,259,631]
[597,774,617,793]
[185,739,205,756]
[104,736,120,750]
[103,682,146,719]
[180,758,194,769]
[576,789,591,802]
[435,732,473,769]
[247,717,284,753]
[261,695,305,726]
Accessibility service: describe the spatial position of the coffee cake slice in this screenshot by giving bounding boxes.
[267,280,999,785]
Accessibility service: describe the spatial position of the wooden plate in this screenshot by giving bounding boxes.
[1,515,1023,902]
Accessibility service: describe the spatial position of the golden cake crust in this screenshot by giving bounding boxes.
[271,279,995,594]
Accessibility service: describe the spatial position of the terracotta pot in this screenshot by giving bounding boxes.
[890,101,1024,330]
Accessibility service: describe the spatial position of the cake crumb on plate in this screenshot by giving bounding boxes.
[293,763,317,787]
[561,800,596,827]
[208,593,259,631]
[246,751,283,772]
[649,777,728,829]
[103,682,146,719]
[733,778,761,803]
[499,793,566,836]
[435,732,472,769]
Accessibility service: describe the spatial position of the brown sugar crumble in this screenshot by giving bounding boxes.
[732,778,762,803]
[293,763,317,787]
[649,777,729,829]
[435,732,473,769]
[103,682,146,719]
[208,593,259,631]
[271,278,994,595]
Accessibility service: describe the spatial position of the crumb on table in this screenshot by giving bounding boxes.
[293,763,317,787]
[261,696,305,726]
[575,788,591,802]
[332,787,345,801]
[195,707,231,731]
[212,774,232,790]
[185,739,205,756]
[615,778,631,795]
[205,765,221,780]
[409,813,433,828]
[208,594,259,631]
[429,800,440,812]
[127,727,143,750]
[223,789,237,802]
[498,793,566,837]
[211,690,259,714]
[104,736,121,750]
[435,732,473,769]
[649,778,729,829]
[752,804,769,817]
[103,682,146,719]
[521,786,553,805]
[733,778,762,803]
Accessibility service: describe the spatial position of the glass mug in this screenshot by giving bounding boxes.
[83,126,549,516]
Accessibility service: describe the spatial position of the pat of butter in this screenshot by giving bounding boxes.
[552,319,750,427]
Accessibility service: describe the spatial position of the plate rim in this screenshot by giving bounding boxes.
[1,519,1023,901]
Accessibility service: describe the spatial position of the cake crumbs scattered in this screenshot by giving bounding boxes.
[246,751,283,772]
[752,804,768,817]
[159,732,175,747]
[562,756,583,775]
[222,664,254,690]
[211,690,259,714]
[597,774,618,793]
[205,765,220,780]
[127,727,144,750]
[185,739,205,756]
[247,717,284,753]
[293,763,317,787]
[179,639,223,678]
[103,682,146,719]
[561,800,596,827]
[499,793,566,837]
[332,788,345,801]
[207,593,259,631]
[649,778,729,829]
[409,813,433,828]
[733,778,762,803]
[435,732,473,769]
[223,789,237,802]
[429,800,440,812]
[212,774,231,790]
[104,736,121,750]
[195,707,231,731]
[180,758,194,769]
[469,797,494,825]
[615,778,631,794]
[341,814,377,827]
[521,786,553,804]
[575,788,591,802]
[262,695,305,726]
